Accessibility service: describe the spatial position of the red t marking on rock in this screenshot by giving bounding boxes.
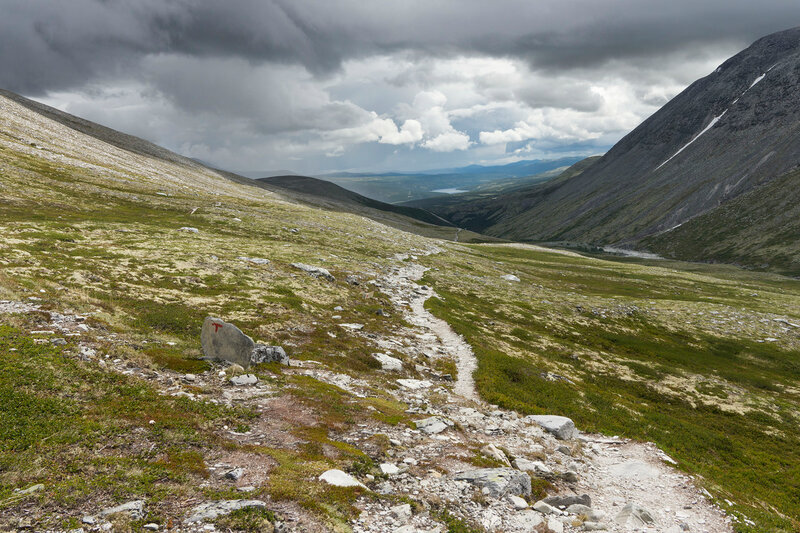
[213,323,223,332]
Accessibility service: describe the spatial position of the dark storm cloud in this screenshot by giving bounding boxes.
[2,0,798,94]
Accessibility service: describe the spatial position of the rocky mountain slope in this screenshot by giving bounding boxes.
[1,90,799,533]
[415,27,800,274]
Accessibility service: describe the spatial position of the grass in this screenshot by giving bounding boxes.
[421,243,800,532]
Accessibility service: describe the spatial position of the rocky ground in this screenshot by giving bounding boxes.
[0,249,735,533]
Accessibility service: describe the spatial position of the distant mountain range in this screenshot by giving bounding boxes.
[310,157,586,204]
[410,26,800,275]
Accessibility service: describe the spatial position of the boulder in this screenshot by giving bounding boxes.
[291,262,335,282]
[93,500,146,520]
[532,500,559,515]
[508,495,529,510]
[526,415,577,440]
[502,274,521,282]
[454,468,532,498]
[251,344,289,365]
[185,500,266,523]
[201,317,255,368]
[614,503,656,527]
[390,503,412,523]
[225,468,245,481]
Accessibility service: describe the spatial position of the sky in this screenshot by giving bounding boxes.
[2,1,799,174]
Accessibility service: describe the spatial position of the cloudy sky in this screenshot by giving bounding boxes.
[3,1,799,174]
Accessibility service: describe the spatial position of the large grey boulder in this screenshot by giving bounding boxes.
[251,344,289,365]
[186,500,266,523]
[454,468,532,498]
[201,317,255,368]
[526,415,577,440]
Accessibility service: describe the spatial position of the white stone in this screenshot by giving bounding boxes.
[509,495,529,510]
[502,274,521,282]
[373,353,403,371]
[380,463,400,475]
[397,379,433,390]
[318,469,367,489]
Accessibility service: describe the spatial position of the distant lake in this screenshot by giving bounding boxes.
[432,188,468,194]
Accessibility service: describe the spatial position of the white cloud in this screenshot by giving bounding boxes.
[423,131,471,152]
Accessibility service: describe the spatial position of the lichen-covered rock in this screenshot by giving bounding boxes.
[251,344,289,365]
[186,500,266,523]
[201,317,255,368]
[526,415,577,440]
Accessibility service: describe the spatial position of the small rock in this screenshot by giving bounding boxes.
[96,500,145,520]
[481,444,510,466]
[82,517,96,525]
[380,463,400,475]
[397,379,432,390]
[614,503,656,527]
[557,445,571,455]
[186,500,266,523]
[512,458,551,475]
[225,468,245,481]
[508,495,529,510]
[291,263,335,282]
[143,524,159,531]
[547,517,564,533]
[455,468,532,498]
[544,494,591,508]
[373,353,403,371]
[339,323,364,330]
[533,500,559,515]
[562,470,579,482]
[415,416,453,434]
[502,274,521,282]
[318,469,367,489]
[13,484,44,495]
[178,227,199,233]
[390,503,412,524]
[250,344,289,365]
[237,256,270,265]
[51,337,67,346]
[229,374,258,386]
[582,522,607,531]
[526,415,577,440]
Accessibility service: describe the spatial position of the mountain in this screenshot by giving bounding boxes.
[316,156,585,204]
[418,27,800,275]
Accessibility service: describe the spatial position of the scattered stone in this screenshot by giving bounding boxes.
[533,500,559,515]
[178,227,199,233]
[380,463,400,475]
[339,323,364,330]
[186,500,266,523]
[502,274,521,282]
[391,503,413,523]
[544,494,591,508]
[582,521,607,531]
[50,337,67,346]
[95,500,145,520]
[454,468,532,498]
[512,458,551,475]
[557,445,572,455]
[81,517,96,525]
[614,503,657,527]
[481,444,510,466]
[567,504,604,521]
[291,263,335,282]
[229,374,258,386]
[13,484,44,495]
[547,517,564,533]
[415,416,453,434]
[250,344,289,365]
[397,379,433,390]
[143,524,159,531]
[225,467,245,481]
[561,470,580,483]
[345,275,360,285]
[237,256,270,265]
[318,469,367,489]
[508,495,529,510]
[526,415,577,440]
[183,374,196,383]
[373,353,403,371]
[201,317,255,368]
